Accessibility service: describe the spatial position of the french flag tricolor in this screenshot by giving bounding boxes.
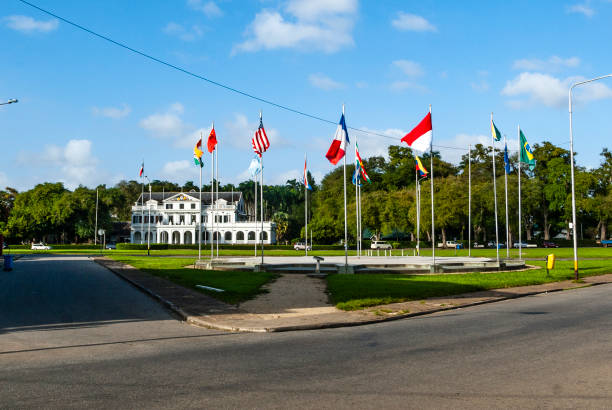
[325,113,350,165]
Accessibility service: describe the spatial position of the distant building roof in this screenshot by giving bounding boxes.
[136,191,243,205]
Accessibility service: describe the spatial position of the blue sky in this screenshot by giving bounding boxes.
[1,0,611,191]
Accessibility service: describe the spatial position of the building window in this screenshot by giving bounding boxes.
[191,203,196,209]
[169,216,174,224]
[179,215,185,224]
[248,231,255,240]
[179,204,184,209]
[165,204,172,209]
[224,215,229,223]
[191,215,196,224]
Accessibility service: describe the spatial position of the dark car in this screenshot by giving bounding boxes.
[542,241,559,248]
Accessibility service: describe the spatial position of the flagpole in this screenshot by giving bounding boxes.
[491,113,500,263]
[198,132,202,261]
[215,139,223,258]
[342,104,348,268]
[147,181,151,256]
[468,144,471,257]
[518,125,523,260]
[355,144,359,258]
[305,153,308,257]
[260,149,264,265]
[254,172,258,257]
[415,158,419,256]
[94,188,98,246]
[504,135,510,259]
[141,160,144,245]
[357,179,362,257]
[211,147,214,259]
[429,105,435,268]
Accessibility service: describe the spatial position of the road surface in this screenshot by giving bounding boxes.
[2,255,612,408]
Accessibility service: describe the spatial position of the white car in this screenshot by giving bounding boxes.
[371,240,392,250]
[293,242,312,251]
[31,243,51,250]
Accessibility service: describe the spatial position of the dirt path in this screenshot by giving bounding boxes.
[239,274,337,316]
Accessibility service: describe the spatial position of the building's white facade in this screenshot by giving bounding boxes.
[130,191,276,245]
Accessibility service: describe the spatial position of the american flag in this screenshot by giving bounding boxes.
[252,115,270,157]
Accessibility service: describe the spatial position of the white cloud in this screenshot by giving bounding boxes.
[351,127,406,159]
[308,73,344,90]
[233,0,357,54]
[502,72,612,108]
[18,139,101,189]
[391,12,436,32]
[392,60,423,77]
[3,15,58,33]
[160,160,194,182]
[286,0,357,20]
[471,70,489,92]
[92,103,131,119]
[355,81,368,88]
[390,81,428,93]
[512,56,580,71]
[163,22,204,41]
[567,3,594,17]
[187,0,223,17]
[140,103,186,138]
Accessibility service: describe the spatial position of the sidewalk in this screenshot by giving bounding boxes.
[94,257,612,333]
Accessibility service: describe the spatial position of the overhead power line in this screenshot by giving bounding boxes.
[18,0,478,152]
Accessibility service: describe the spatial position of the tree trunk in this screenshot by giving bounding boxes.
[441,228,447,248]
[543,212,550,240]
[602,220,608,242]
[565,220,571,240]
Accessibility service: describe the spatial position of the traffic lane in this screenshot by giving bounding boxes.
[0,255,222,355]
[3,282,612,408]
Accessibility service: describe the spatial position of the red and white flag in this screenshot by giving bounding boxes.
[401,112,432,152]
[325,113,349,165]
[139,163,144,177]
[252,116,270,157]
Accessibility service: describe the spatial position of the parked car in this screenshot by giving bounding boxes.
[487,241,505,249]
[542,241,559,248]
[371,240,392,250]
[473,242,485,248]
[437,240,463,249]
[513,242,528,248]
[31,243,51,250]
[105,242,117,250]
[293,242,311,251]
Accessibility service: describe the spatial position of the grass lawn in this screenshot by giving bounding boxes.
[327,259,612,311]
[106,255,277,305]
[8,246,612,259]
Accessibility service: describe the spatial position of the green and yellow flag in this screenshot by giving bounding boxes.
[519,129,535,171]
[491,119,502,142]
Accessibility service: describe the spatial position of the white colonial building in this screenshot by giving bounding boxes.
[130,191,276,245]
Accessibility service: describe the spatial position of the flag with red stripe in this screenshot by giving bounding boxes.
[252,115,270,157]
[401,112,432,152]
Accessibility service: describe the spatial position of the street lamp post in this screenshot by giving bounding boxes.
[569,74,612,280]
[0,99,18,106]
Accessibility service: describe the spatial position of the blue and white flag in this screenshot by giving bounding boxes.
[248,156,261,177]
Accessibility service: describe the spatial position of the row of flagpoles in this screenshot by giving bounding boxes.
[141,105,537,267]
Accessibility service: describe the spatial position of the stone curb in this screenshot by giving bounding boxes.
[93,256,611,333]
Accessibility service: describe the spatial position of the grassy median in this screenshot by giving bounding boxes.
[327,259,612,310]
[107,255,277,305]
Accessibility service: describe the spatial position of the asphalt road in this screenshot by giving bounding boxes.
[2,255,612,409]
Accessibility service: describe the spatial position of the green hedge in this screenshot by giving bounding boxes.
[117,243,169,250]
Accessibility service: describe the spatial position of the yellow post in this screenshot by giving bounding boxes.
[546,254,556,277]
